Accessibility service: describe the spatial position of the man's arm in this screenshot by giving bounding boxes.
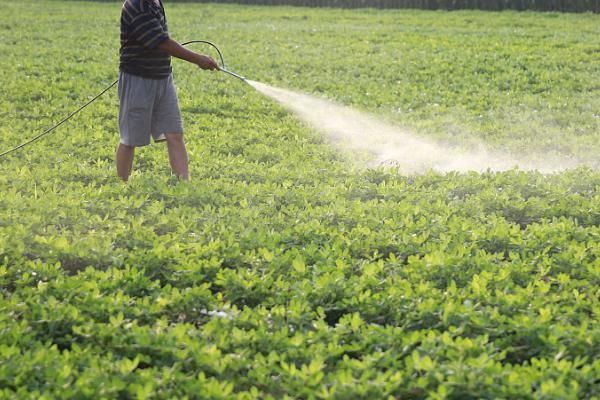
[158,38,219,70]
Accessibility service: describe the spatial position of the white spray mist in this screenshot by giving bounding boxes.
[247,80,572,174]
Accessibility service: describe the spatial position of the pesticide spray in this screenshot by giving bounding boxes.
[245,80,573,174]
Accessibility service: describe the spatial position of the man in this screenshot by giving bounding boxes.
[117,0,218,181]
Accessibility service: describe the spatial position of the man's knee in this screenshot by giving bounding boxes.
[165,133,184,145]
[118,142,135,149]
[117,142,135,156]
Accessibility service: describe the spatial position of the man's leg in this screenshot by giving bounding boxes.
[165,133,189,180]
[116,142,135,182]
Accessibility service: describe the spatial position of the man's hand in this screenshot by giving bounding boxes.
[158,38,219,71]
[195,54,219,71]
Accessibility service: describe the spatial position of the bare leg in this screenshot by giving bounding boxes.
[116,142,135,182]
[165,133,189,180]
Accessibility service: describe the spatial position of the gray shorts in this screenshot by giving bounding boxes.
[118,71,184,147]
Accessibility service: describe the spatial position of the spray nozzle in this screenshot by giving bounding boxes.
[220,67,247,83]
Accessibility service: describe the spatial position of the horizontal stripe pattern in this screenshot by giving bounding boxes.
[119,0,171,79]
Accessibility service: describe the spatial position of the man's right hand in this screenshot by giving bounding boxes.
[157,39,219,71]
[196,55,219,71]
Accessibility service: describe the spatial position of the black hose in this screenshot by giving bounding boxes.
[181,40,226,67]
[0,40,230,159]
[0,80,118,158]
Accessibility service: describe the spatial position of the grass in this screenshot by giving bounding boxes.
[0,1,599,398]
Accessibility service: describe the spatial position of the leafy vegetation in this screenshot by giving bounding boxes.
[1,1,599,398]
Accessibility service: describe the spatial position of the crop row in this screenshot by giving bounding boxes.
[3,166,600,398]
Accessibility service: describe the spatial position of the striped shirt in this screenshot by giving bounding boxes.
[119,0,171,79]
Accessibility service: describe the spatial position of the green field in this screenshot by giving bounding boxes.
[1,1,600,398]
